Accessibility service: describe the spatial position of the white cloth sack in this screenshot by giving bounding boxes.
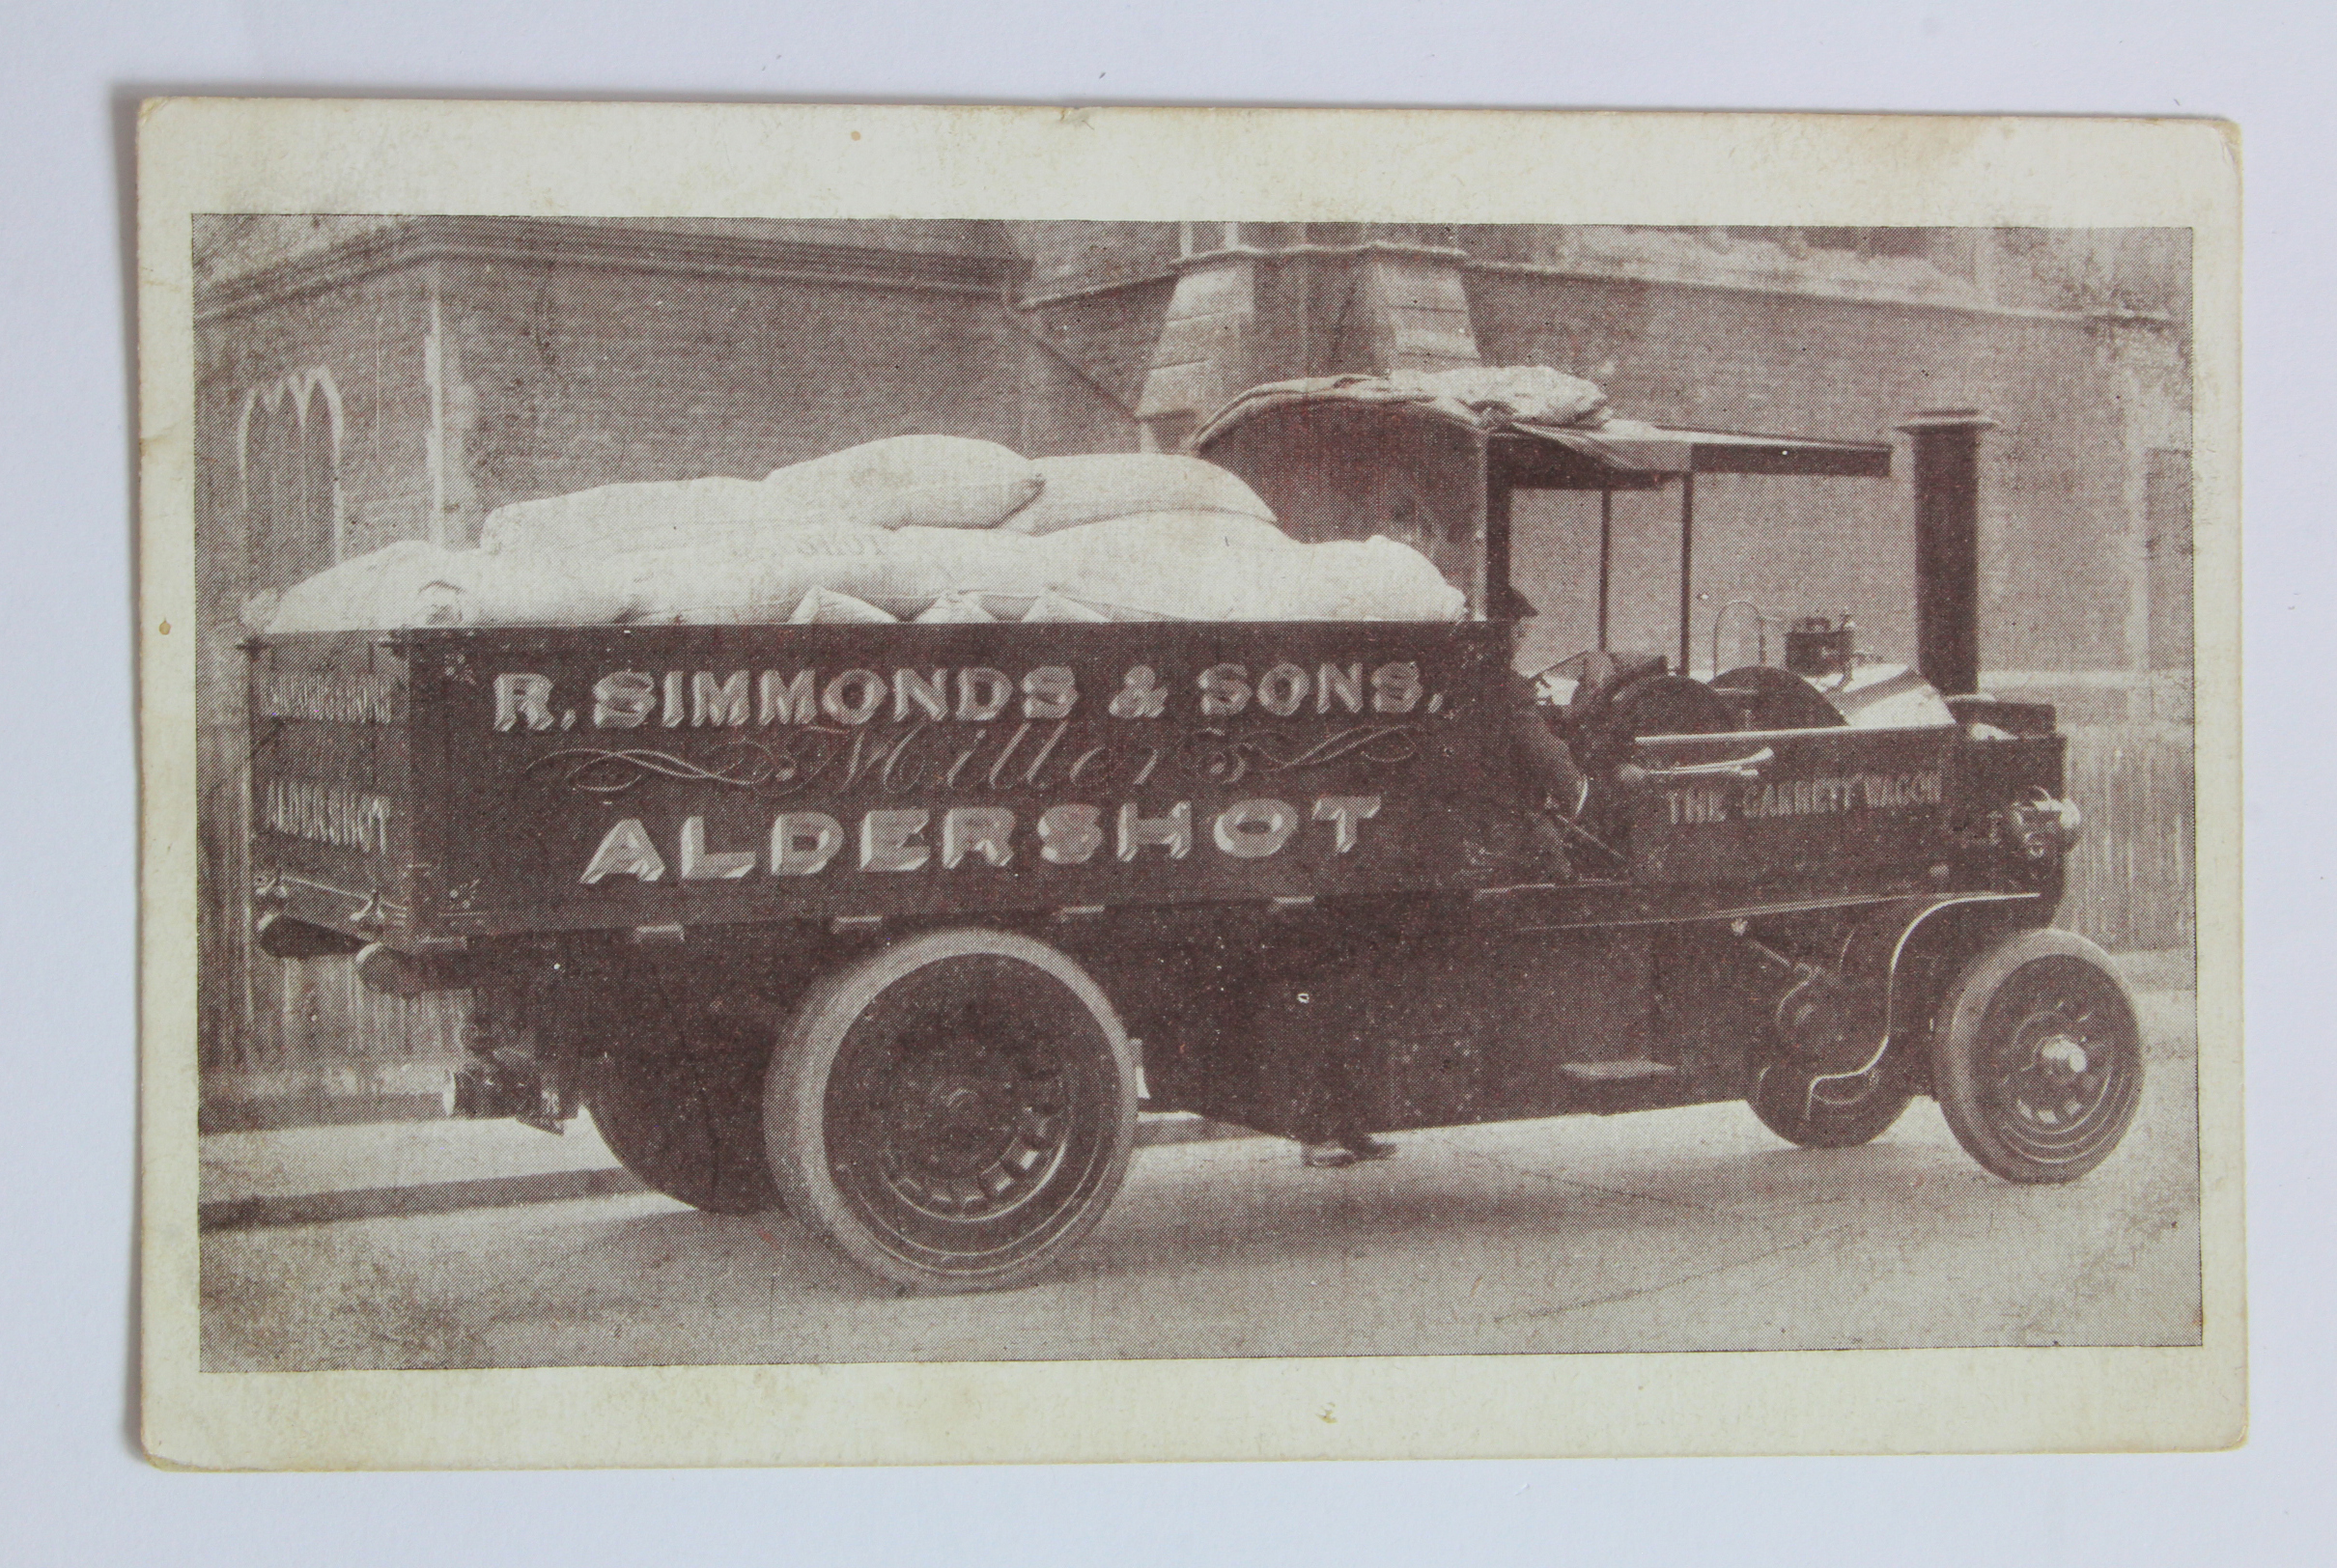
[626,526,1055,625]
[267,490,1461,631]
[477,435,1042,555]
[264,541,467,632]
[764,434,1043,530]
[1036,509,1295,563]
[914,591,999,624]
[788,587,897,625]
[480,475,802,556]
[997,453,1276,536]
[1021,590,1114,623]
[1032,513,1462,623]
[263,540,641,632]
[1385,365,1611,429]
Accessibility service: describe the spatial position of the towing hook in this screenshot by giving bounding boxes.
[1615,746,1774,787]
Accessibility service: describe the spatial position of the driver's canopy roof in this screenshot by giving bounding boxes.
[1190,366,1894,624]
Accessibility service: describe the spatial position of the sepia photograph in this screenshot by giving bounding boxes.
[135,102,2242,1466]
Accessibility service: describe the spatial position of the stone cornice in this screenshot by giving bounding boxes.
[1024,239,2180,328]
[195,216,1026,323]
[1462,257,2175,326]
[1017,268,1184,309]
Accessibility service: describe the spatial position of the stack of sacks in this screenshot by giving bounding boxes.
[616,512,1462,625]
[477,435,1042,555]
[261,434,1047,632]
[260,441,1467,632]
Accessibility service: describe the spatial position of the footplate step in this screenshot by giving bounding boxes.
[1560,1059,1681,1082]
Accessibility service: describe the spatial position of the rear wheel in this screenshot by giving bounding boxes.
[586,1022,781,1216]
[1749,1060,1914,1148]
[1929,929,2143,1183]
[766,929,1138,1293]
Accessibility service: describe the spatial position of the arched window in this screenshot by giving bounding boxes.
[239,370,341,588]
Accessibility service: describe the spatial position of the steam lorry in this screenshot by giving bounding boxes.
[243,381,2139,1292]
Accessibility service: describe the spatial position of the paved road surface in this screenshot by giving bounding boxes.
[201,994,2199,1371]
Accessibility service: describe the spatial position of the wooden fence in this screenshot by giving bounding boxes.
[2056,723,2198,956]
[199,938,470,1133]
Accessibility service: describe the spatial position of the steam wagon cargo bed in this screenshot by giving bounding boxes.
[247,621,1513,952]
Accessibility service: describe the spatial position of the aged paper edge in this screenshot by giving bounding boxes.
[136,99,2244,1469]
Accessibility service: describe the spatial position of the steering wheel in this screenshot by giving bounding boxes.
[1538,652,1732,752]
[1586,673,1738,753]
[1707,664,1845,732]
[1531,649,1662,725]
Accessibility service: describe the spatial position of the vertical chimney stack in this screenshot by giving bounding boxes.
[1898,409,1998,696]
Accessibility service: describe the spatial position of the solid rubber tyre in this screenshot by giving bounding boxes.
[585,1027,781,1216]
[1929,928,2143,1184]
[1749,1060,1915,1148]
[765,929,1138,1293]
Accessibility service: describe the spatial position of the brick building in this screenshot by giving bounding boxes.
[192,217,2192,1126]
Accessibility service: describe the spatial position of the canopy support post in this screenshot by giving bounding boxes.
[1467,433,1494,621]
[1898,409,1997,695]
[1596,489,1613,652]
[1482,467,1512,623]
[1675,471,1696,674]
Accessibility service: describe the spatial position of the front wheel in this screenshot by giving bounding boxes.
[1929,929,2143,1184]
[766,929,1138,1293]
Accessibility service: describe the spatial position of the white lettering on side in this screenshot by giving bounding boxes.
[678,817,755,881]
[1197,663,1250,716]
[1315,662,1366,715]
[1254,664,1309,718]
[894,668,950,723]
[1108,665,1168,718]
[1116,801,1193,861]
[265,670,398,724]
[941,806,1016,869]
[261,779,393,854]
[1311,795,1382,854]
[493,673,555,733]
[578,819,666,884]
[955,667,1013,722]
[592,672,657,729]
[1021,666,1078,720]
[1036,804,1104,865]
[859,808,931,872]
[770,813,845,876]
[1212,798,1298,858]
[690,671,750,728]
[758,669,818,726]
[1371,661,1422,714]
[822,669,887,727]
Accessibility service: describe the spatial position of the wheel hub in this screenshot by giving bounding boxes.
[916,1074,1009,1149]
[2037,1033,2090,1077]
[2003,1012,2107,1130]
[863,1033,1073,1222]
